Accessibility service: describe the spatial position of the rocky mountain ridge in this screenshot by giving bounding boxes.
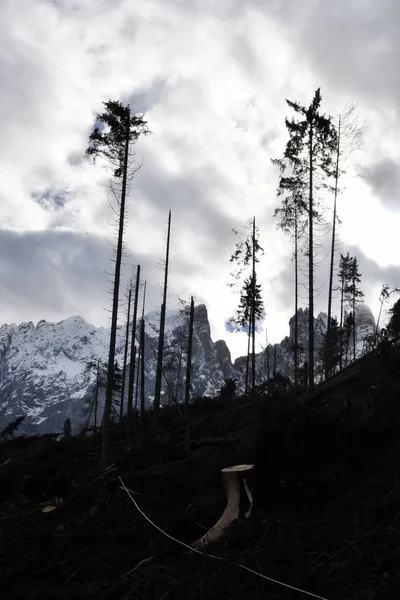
[0,303,376,434]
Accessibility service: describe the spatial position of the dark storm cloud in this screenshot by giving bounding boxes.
[0,230,107,321]
[0,229,156,326]
[126,78,170,115]
[364,159,400,210]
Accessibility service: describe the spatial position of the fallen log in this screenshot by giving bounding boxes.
[192,464,254,549]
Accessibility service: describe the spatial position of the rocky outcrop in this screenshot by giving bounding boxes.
[0,303,376,434]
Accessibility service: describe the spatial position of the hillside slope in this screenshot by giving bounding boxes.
[1,341,400,599]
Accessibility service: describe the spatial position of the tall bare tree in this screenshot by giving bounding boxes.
[338,253,351,369]
[120,283,132,421]
[274,89,337,387]
[140,281,147,426]
[229,218,264,394]
[273,178,307,387]
[154,210,172,412]
[126,265,141,437]
[86,100,150,462]
[327,104,363,336]
[375,285,400,343]
[184,296,195,417]
[345,256,364,361]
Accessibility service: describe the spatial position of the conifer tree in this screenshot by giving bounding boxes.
[273,188,307,386]
[375,285,400,343]
[344,256,364,361]
[343,312,354,367]
[86,100,150,462]
[274,89,337,387]
[320,316,341,377]
[63,417,72,438]
[338,253,352,369]
[229,218,264,394]
[0,416,25,441]
[327,105,363,335]
[110,361,123,422]
[387,298,400,338]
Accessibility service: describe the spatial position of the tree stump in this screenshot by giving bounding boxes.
[192,464,254,549]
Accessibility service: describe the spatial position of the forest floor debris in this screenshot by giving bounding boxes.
[1,352,400,599]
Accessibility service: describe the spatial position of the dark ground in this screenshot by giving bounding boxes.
[1,347,400,600]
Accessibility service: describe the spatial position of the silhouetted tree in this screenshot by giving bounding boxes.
[126,265,141,437]
[344,256,364,361]
[343,312,354,367]
[275,88,337,387]
[327,104,363,337]
[0,416,25,441]
[319,317,341,378]
[86,99,150,462]
[375,285,400,344]
[63,417,72,438]
[140,281,147,426]
[218,378,237,401]
[273,194,307,386]
[387,298,400,338]
[229,218,264,394]
[120,281,132,420]
[338,253,352,368]
[184,296,195,416]
[154,210,172,412]
[110,361,123,422]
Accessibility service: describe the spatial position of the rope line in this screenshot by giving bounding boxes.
[118,476,328,600]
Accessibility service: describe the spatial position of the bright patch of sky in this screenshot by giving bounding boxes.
[1,0,400,360]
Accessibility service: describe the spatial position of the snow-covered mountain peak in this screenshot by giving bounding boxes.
[0,303,378,435]
[0,304,226,434]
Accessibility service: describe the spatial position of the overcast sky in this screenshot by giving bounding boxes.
[1,0,400,360]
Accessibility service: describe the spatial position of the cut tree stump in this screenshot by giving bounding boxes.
[192,464,254,549]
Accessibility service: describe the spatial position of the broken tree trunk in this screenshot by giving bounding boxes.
[192,464,254,549]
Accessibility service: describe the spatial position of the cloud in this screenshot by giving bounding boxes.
[363,159,400,210]
[1,0,400,362]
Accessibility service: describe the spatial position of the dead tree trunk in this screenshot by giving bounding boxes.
[102,117,130,463]
[245,324,251,396]
[192,464,253,549]
[134,344,140,414]
[154,210,172,412]
[327,116,341,338]
[120,287,132,421]
[94,359,100,432]
[140,281,147,426]
[308,124,315,388]
[294,210,299,389]
[184,296,195,418]
[251,217,256,391]
[126,265,140,437]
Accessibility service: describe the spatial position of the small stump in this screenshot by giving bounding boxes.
[193,464,254,549]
